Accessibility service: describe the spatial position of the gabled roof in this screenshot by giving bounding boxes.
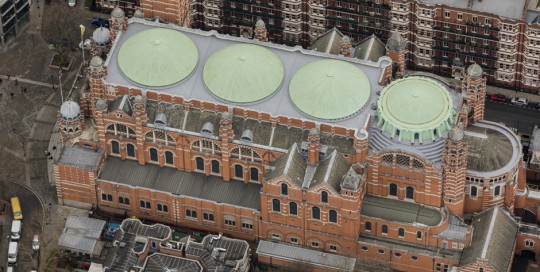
[265,143,307,186]
[307,150,351,190]
[460,207,518,272]
[108,94,133,116]
[310,27,344,55]
[354,35,386,62]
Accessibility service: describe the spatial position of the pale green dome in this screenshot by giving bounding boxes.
[117,28,199,88]
[203,44,284,104]
[289,60,371,121]
[376,77,455,143]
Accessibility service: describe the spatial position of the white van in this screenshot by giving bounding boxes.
[10,220,21,241]
[7,266,14,272]
[8,241,18,264]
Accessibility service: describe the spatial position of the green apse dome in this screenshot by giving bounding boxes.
[289,60,371,121]
[203,44,284,104]
[117,28,199,88]
[376,77,456,143]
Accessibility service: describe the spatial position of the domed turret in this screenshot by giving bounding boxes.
[386,30,406,52]
[60,100,81,120]
[111,7,125,19]
[95,99,107,111]
[448,126,464,142]
[58,100,84,139]
[134,9,144,19]
[466,63,483,78]
[92,27,111,46]
[90,56,103,68]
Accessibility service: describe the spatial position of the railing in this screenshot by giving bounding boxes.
[432,26,499,41]
[465,21,500,31]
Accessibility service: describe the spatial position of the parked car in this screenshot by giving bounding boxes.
[32,235,40,251]
[490,94,507,102]
[79,39,91,50]
[536,102,540,109]
[91,17,109,28]
[68,0,76,7]
[511,97,529,106]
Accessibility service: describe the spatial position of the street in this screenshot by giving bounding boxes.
[484,99,540,135]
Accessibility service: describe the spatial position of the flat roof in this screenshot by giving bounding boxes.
[58,216,106,255]
[419,0,528,20]
[144,253,202,272]
[58,146,103,171]
[104,18,390,130]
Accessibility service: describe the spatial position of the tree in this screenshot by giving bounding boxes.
[41,0,80,67]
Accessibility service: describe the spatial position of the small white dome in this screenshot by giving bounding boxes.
[92,27,111,45]
[134,9,144,18]
[96,99,107,110]
[60,100,81,119]
[90,56,103,67]
[467,64,483,78]
[111,7,125,18]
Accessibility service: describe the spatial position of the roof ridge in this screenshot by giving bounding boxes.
[323,150,338,183]
[480,207,498,259]
[283,142,298,176]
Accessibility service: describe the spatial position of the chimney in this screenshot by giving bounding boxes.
[307,128,320,165]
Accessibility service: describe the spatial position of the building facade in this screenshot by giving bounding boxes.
[0,0,30,47]
[53,11,540,272]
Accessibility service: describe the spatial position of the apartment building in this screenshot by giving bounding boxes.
[0,0,30,47]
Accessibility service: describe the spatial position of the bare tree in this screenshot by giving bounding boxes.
[41,0,80,67]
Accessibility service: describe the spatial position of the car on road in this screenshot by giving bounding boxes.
[536,102,540,109]
[32,235,40,251]
[490,94,507,102]
[511,97,529,106]
[68,0,76,7]
[91,17,109,28]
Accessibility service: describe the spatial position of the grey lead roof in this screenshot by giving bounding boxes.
[256,240,356,271]
[186,235,249,271]
[310,27,344,55]
[98,157,261,210]
[58,146,104,171]
[460,207,518,272]
[58,216,106,255]
[360,195,443,226]
[436,215,468,242]
[144,253,202,272]
[359,235,461,261]
[419,0,528,20]
[121,219,171,240]
[353,35,387,62]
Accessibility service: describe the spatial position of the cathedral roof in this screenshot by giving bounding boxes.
[360,195,443,226]
[92,27,110,45]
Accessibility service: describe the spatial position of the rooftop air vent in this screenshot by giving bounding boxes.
[201,122,214,135]
[240,129,253,142]
[155,113,167,127]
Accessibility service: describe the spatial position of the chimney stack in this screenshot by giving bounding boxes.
[308,128,320,165]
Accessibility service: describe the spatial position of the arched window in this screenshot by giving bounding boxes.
[406,186,414,199]
[289,202,297,215]
[471,186,478,197]
[250,167,259,181]
[111,141,120,154]
[321,191,328,203]
[494,186,501,196]
[389,183,398,196]
[329,210,338,223]
[312,207,320,220]
[165,151,174,165]
[211,160,220,173]
[416,231,422,240]
[235,165,244,178]
[398,228,405,238]
[281,183,288,195]
[382,225,388,234]
[149,148,158,162]
[195,157,204,171]
[365,222,371,231]
[272,199,280,212]
[479,269,484,272]
[126,143,135,157]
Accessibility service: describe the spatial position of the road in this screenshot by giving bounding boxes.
[0,180,43,272]
[484,99,540,135]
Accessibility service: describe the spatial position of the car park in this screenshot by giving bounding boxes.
[511,97,529,106]
[91,17,109,28]
[490,94,506,102]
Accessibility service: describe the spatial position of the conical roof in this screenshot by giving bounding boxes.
[448,126,464,141]
[289,60,371,120]
[117,28,199,88]
[467,63,483,78]
[60,100,81,119]
[203,44,284,104]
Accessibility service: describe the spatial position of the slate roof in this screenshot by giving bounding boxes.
[232,117,273,146]
[146,100,185,129]
[361,195,443,226]
[144,253,202,272]
[58,146,104,171]
[265,143,307,186]
[307,150,351,190]
[58,216,106,255]
[354,35,386,62]
[436,215,468,242]
[256,240,356,271]
[359,235,461,261]
[460,207,518,272]
[184,109,222,134]
[186,235,249,271]
[310,27,344,55]
[121,219,171,240]
[98,157,261,210]
[108,95,133,116]
[464,124,514,172]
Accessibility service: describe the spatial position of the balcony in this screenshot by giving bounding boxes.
[432,26,499,41]
[465,21,500,31]
[222,6,283,19]
[432,36,498,51]
[329,0,390,10]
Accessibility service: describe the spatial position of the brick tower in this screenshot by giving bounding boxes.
[58,100,85,141]
[307,128,320,165]
[110,7,127,41]
[254,20,268,42]
[462,63,486,124]
[442,126,468,218]
[386,30,406,74]
[340,35,352,57]
[87,56,107,118]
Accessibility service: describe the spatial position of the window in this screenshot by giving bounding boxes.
[101,193,112,202]
[311,241,319,248]
[417,231,422,239]
[272,199,280,212]
[225,218,236,226]
[242,221,253,229]
[471,186,478,197]
[480,269,484,272]
[140,200,151,209]
[195,157,204,171]
[329,210,338,223]
[377,249,385,254]
[281,183,288,195]
[365,222,371,231]
[398,228,405,238]
[210,160,220,173]
[111,141,120,154]
[235,165,244,178]
[127,143,135,157]
[457,13,463,20]
[411,256,418,261]
[389,183,398,196]
[165,151,174,165]
[118,196,130,205]
[406,186,414,199]
[312,207,320,220]
[250,167,259,181]
[149,148,158,162]
[526,240,535,247]
[321,191,328,203]
[329,245,337,252]
[361,246,368,251]
[290,237,298,244]
[436,263,450,272]
[289,202,298,215]
[394,252,402,258]
[444,11,450,18]
[186,209,197,219]
[472,16,477,22]
[382,225,388,234]
[157,204,168,212]
[203,212,214,221]
[494,186,501,196]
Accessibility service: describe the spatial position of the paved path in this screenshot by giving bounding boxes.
[0,75,55,88]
